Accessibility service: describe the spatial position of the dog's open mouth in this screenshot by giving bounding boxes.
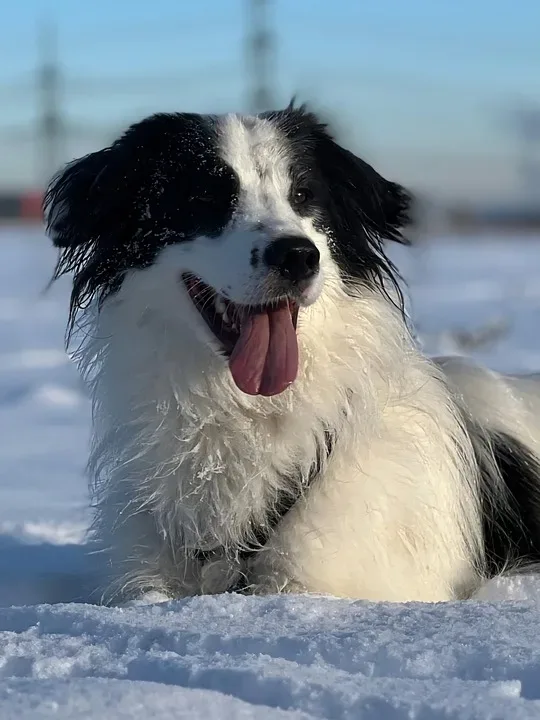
[183,274,299,397]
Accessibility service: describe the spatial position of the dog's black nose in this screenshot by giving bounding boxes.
[263,236,320,283]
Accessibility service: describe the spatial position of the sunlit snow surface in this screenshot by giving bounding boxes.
[0,228,540,719]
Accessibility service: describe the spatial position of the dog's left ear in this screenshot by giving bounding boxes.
[315,131,413,246]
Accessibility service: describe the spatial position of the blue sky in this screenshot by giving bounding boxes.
[1,0,540,200]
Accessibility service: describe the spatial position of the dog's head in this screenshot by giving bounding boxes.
[45,103,412,397]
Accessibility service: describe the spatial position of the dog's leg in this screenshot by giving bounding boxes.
[91,498,202,605]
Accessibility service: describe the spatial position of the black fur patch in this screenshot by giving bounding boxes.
[44,102,413,336]
[479,430,540,576]
[265,101,412,308]
[44,113,239,333]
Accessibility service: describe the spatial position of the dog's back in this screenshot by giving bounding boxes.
[436,356,540,444]
[437,356,540,578]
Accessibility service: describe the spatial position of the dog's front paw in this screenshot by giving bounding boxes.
[122,590,172,607]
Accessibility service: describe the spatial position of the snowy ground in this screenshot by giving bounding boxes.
[0,227,540,718]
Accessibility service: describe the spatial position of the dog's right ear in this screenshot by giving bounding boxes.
[43,147,130,333]
[43,148,115,251]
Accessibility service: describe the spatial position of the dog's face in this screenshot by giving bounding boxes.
[45,104,411,397]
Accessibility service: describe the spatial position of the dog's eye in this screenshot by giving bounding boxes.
[293,188,313,206]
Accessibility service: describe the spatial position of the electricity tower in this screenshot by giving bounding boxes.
[36,20,64,186]
[246,0,276,113]
[512,105,540,205]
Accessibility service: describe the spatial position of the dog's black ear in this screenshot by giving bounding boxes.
[43,147,129,332]
[315,132,413,247]
[44,148,116,251]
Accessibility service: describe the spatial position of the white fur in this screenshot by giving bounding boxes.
[82,271,485,604]
[67,113,539,605]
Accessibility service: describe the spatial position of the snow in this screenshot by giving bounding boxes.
[2,595,540,719]
[0,227,540,718]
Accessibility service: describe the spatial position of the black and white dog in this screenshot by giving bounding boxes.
[45,103,540,605]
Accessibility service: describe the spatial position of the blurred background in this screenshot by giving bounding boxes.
[1,0,540,231]
[0,1,539,591]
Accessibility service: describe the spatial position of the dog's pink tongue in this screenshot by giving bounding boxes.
[229,305,298,396]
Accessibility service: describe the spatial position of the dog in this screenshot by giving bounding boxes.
[44,103,540,605]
